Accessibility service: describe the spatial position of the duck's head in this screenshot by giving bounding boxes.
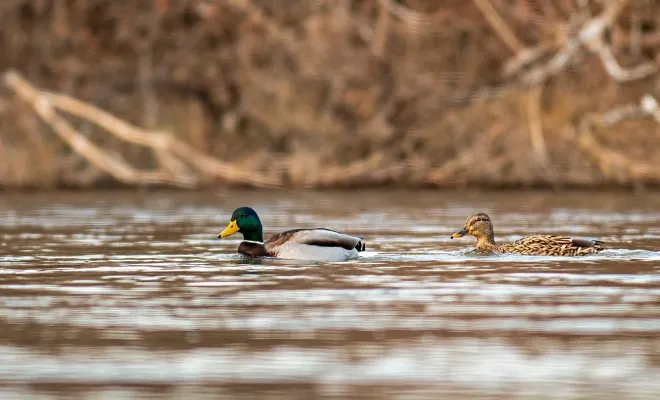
[450,212,495,244]
[219,207,264,242]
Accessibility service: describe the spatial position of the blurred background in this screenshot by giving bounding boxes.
[2,1,660,400]
[0,0,658,190]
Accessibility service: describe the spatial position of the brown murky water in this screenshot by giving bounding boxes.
[1,190,659,399]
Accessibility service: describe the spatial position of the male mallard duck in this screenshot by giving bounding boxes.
[450,212,604,256]
[218,207,366,261]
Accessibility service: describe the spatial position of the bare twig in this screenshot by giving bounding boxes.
[577,94,660,180]
[641,95,660,122]
[591,41,658,82]
[518,0,656,85]
[527,84,549,166]
[3,70,279,188]
[520,39,581,85]
[43,90,278,186]
[578,130,655,180]
[472,0,524,52]
[371,0,390,57]
[380,0,455,34]
[501,45,555,78]
[3,71,197,187]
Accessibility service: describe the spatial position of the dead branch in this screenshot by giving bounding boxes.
[578,131,655,180]
[640,95,660,123]
[3,70,278,188]
[501,45,556,78]
[42,91,279,187]
[527,83,549,167]
[590,41,658,82]
[472,0,524,52]
[578,95,660,180]
[3,70,197,188]
[371,0,391,57]
[519,39,581,85]
[380,0,454,35]
[516,0,657,85]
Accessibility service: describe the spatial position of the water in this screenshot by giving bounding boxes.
[1,189,659,399]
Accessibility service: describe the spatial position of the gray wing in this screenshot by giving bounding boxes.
[266,228,364,251]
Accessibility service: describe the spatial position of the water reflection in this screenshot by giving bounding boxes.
[0,190,659,399]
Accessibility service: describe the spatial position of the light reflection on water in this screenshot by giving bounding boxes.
[0,190,659,399]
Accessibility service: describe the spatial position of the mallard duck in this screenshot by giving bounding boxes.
[450,212,604,256]
[218,207,366,261]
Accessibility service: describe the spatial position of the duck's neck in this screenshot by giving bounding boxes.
[242,226,264,242]
[476,235,496,250]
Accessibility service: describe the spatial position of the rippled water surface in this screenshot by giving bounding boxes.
[1,190,660,399]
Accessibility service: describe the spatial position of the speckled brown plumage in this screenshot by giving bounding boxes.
[451,212,604,256]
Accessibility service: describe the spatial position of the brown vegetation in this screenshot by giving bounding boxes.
[0,0,659,189]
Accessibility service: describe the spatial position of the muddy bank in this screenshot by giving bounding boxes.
[0,0,658,189]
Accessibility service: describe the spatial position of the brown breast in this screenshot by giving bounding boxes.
[238,241,269,257]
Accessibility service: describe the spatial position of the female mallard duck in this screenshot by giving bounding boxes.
[218,207,366,261]
[450,212,604,256]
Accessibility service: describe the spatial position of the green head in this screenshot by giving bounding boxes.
[218,207,264,242]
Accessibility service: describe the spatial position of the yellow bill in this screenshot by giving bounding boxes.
[219,220,240,238]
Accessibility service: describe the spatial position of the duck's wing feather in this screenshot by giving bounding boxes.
[501,235,604,256]
[266,228,364,251]
[570,238,604,248]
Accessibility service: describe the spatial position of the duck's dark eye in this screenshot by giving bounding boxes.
[241,213,248,217]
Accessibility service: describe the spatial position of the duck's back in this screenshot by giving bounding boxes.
[498,235,604,256]
[264,228,364,261]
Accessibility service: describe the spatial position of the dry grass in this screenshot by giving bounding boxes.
[0,0,659,189]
